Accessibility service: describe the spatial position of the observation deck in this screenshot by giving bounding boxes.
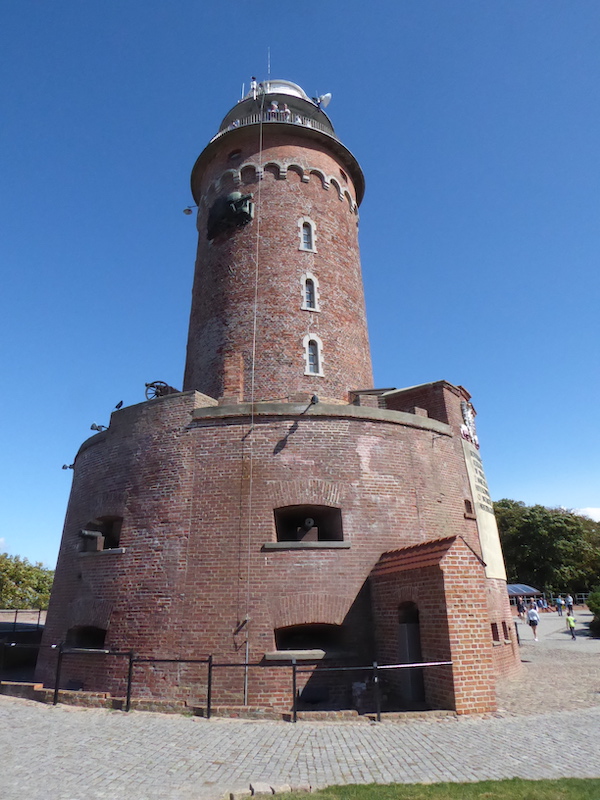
[193,78,365,205]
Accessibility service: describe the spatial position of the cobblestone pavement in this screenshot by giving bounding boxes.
[497,609,600,715]
[3,609,600,800]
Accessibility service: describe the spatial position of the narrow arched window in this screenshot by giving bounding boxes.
[298,217,317,252]
[307,340,319,374]
[303,333,323,376]
[301,272,320,312]
[305,278,316,309]
[302,222,313,250]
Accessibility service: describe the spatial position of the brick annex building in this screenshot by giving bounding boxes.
[37,79,520,715]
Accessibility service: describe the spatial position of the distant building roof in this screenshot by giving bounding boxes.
[507,583,542,596]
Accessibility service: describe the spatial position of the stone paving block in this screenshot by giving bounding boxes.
[271,784,292,795]
[228,789,252,799]
[250,782,274,795]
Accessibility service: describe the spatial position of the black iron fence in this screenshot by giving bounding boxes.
[0,640,451,722]
[0,609,45,633]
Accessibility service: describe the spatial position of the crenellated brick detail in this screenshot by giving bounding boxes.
[204,161,358,214]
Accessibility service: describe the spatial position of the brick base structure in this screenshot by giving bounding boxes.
[37,80,520,714]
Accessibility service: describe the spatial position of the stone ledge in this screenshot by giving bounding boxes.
[262,541,350,551]
[190,401,452,435]
[79,548,126,557]
[263,649,326,661]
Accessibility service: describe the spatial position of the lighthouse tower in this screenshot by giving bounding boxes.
[37,80,519,715]
[183,79,372,403]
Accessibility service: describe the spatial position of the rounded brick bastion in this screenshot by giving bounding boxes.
[37,388,518,713]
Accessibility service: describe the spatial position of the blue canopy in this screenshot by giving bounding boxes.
[507,583,542,596]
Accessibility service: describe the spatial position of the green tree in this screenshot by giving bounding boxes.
[0,553,54,609]
[494,500,599,593]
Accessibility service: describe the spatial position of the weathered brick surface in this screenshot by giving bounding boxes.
[38,91,519,713]
[183,127,372,402]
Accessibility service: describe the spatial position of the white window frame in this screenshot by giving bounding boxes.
[301,271,320,312]
[303,333,324,377]
[298,217,317,252]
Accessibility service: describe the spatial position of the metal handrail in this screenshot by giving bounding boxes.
[34,646,453,722]
[211,112,337,143]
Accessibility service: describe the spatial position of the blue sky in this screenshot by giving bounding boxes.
[2,1,599,567]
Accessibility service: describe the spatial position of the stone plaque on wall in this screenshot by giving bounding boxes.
[462,439,507,581]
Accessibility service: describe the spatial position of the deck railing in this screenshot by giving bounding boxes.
[212,112,337,142]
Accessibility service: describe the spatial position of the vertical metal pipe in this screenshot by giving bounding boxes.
[292,659,297,723]
[373,661,381,723]
[243,638,249,705]
[514,621,521,646]
[12,610,17,634]
[53,643,64,706]
[37,609,42,630]
[206,655,213,719]
[125,651,134,712]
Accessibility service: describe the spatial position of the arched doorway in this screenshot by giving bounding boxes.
[397,601,425,705]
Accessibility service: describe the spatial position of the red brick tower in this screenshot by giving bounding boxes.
[183,80,373,403]
[36,80,519,716]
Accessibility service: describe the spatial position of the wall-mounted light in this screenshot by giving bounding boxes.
[62,464,74,470]
[183,205,198,216]
[90,423,107,432]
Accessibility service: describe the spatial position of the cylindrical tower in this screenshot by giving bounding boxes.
[183,80,373,402]
[36,78,519,717]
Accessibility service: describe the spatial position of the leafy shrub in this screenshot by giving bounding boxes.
[587,587,600,617]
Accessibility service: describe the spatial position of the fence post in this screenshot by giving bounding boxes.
[514,621,521,646]
[292,659,297,724]
[206,654,213,720]
[125,651,135,712]
[12,610,18,634]
[37,609,42,630]
[372,661,381,723]
[53,643,64,706]
[0,641,5,680]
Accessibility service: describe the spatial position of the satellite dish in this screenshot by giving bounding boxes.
[319,93,332,108]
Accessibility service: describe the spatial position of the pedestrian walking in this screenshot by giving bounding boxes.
[516,596,525,619]
[527,601,540,641]
[566,612,576,640]
[565,594,574,614]
[555,596,564,616]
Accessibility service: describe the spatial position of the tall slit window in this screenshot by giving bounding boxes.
[298,217,316,252]
[307,340,319,373]
[303,334,324,376]
[305,279,316,309]
[302,222,313,250]
[301,272,320,312]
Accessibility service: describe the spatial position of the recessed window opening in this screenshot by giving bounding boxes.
[228,149,242,162]
[307,340,319,373]
[303,334,324,376]
[66,626,107,650]
[302,222,313,250]
[301,272,320,312]
[274,505,343,542]
[340,169,348,183]
[502,621,510,640]
[275,623,344,652]
[298,217,317,251]
[464,499,474,515]
[305,279,316,309]
[491,623,500,642]
[79,516,122,552]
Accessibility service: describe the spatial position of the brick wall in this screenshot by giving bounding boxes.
[183,127,373,402]
[38,393,519,709]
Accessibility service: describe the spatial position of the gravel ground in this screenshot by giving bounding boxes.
[496,608,600,715]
